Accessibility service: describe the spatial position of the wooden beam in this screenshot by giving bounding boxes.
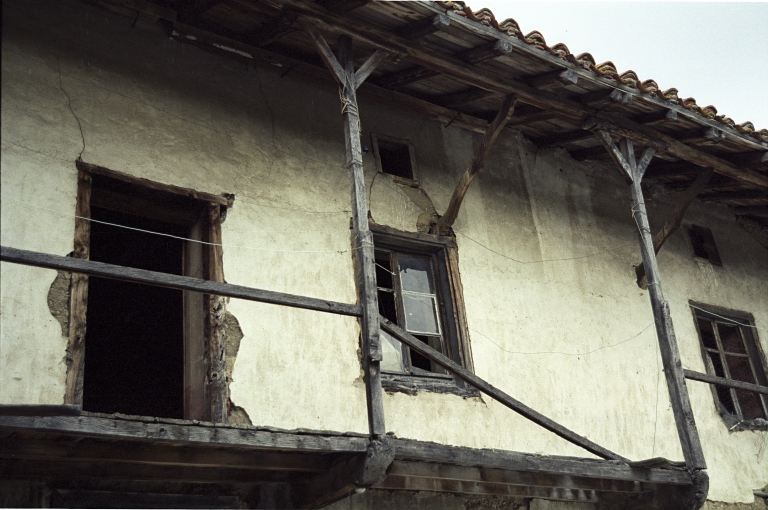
[460,39,514,64]
[434,88,495,109]
[722,151,768,167]
[250,10,299,47]
[373,65,438,89]
[699,189,767,202]
[635,169,714,287]
[0,405,81,417]
[396,13,450,40]
[302,23,345,85]
[392,439,691,485]
[206,203,227,424]
[684,370,768,395]
[268,0,766,187]
[316,0,370,13]
[580,88,631,107]
[0,415,369,452]
[0,437,334,472]
[0,246,362,317]
[735,205,768,217]
[383,460,646,494]
[633,109,678,126]
[380,317,627,462]
[534,128,594,148]
[354,50,388,88]
[176,0,221,22]
[64,167,91,407]
[431,94,518,235]
[599,137,707,472]
[528,69,578,90]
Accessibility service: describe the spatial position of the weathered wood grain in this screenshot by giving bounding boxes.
[205,204,227,424]
[684,370,768,395]
[432,94,518,235]
[64,168,92,406]
[0,246,362,317]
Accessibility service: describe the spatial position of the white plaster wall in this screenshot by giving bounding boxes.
[1,0,766,503]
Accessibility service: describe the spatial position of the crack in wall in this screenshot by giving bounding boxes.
[56,57,86,161]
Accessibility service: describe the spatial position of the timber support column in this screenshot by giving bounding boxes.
[304,27,389,443]
[598,130,708,508]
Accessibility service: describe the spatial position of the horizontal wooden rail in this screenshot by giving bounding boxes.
[684,369,768,395]
[0,405,82,417]
[0,246,362,317]
[379,316,627,461]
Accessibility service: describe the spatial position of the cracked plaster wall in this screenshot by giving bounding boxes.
[1,0,767,504]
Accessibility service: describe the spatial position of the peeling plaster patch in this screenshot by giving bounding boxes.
[222,307,250,425]
[47,270,71,337]
[392,180,438,232]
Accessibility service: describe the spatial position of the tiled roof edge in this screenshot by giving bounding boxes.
[435,1,767,142]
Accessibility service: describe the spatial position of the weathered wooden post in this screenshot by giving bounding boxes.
[304,25,394,487]
[597,129,708,507]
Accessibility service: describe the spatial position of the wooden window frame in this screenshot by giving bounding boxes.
[64,161,230,423]
[371,133,419,187]
[690,301,768,427]
[370,223,475,397]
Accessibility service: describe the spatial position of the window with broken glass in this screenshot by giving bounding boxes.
[693,306,768,426]
[371,226,475,395]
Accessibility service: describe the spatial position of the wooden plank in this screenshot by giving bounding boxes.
[354,50,388,89]
[0,436,333,471]
[613,141,707,471]
[528,69,578,90]
[206,204,227,424]
[64,168,91,406]
[431,94,518,235]
[271,0,767,188]
[597,130,633,182]
[684,370,768,395]
[0,415,369,452]
[0,246,362,317]
[76,161,228,206]
[380,317,627,462]
[250,10,300,47]
[633,109,678,126]
[302,24,345,85]
[699,189,767,202]
[635,169,714,286]
[0,405,81,417]
[377,474,600,501]
[341,34,387,438]
[736,205,768,217]
[434,88,495,109]
[51,491,240,510]
[395,13,450,40]
[176,0,221,22]
[460,40,513,64]
[373,65,438,89]
[384,460,645,494]
[316,0,370,13]
[392,439,691,485]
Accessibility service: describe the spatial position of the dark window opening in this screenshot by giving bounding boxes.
[687,225,722,265]
[693,307,768,425]
[78,171,217,421]
[84,208,185,418]
[372,134,415,182]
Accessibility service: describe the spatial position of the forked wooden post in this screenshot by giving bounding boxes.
[305,25,388,439]
[598,131,707,478]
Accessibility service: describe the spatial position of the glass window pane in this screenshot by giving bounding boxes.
[707,352,736,415]
[403,293,439,335]
[697,319,717,349]
[409,335,446,374]
[718,324,747,354]
[725,355,757,384]
[398,255,434,294]
[735,390,766,420]
[380,331,405,373]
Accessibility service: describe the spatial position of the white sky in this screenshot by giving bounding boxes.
[464,1,768,130]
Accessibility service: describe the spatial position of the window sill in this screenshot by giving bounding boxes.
[720,413,768,432]
[382,371,480,398]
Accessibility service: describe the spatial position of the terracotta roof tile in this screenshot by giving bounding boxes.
[435,1,766,140]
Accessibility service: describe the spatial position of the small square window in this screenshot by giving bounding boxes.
[371,134,417,184]
[692,304,768,427]
[687,224,722,265]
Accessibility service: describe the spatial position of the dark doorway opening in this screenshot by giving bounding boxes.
[82,207,186,418]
